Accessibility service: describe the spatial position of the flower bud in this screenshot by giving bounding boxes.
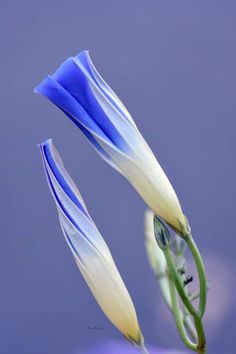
[153,215,171,250]
[39,139,143,345]
[35,51,188,235]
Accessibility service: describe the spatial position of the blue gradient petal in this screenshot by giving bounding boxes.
[60,108,123,173]
[35,51,137,155]
[61,223,85,266]
[52,57,124,148]
[36,76,124,172]
[35,76,110,143]
[75,51,137,128]
[39,140,143,342]
[39,140,110,259]
[42,142,88,217]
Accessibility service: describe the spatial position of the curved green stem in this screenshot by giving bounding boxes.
[168,276,197,350]
[163,243,207,353]
[185,234,207,317]
[158,274,197,342]
[163,248,197,316]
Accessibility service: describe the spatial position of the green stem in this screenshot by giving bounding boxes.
[168,276,197,350]
[158,273,197,342]
[184,234,207,318]
[163,248,197,316]
[197,348,206,354]
[194,315,206,353]
[195,347,206,354]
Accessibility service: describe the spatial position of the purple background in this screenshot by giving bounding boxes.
[2,1,236,353]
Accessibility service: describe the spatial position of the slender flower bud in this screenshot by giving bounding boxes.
[144,210,171,308]
[39,139,143,346]
[35,51,187,234]
[153,215,171,250]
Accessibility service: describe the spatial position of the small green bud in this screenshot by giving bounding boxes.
[153,215,171,250]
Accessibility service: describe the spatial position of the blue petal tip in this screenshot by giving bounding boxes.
[38,138,53,150]
[76,50,90,59]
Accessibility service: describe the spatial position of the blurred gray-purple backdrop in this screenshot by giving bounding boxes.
[1,1,236,353]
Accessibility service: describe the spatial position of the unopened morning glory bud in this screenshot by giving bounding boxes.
[35,51,187,235]
[144,210,171,308]
[153,215,171,250]
[39,139,143,346]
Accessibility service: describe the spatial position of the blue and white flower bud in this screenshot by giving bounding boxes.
[39,139,143,345]
[35,51,187,234]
